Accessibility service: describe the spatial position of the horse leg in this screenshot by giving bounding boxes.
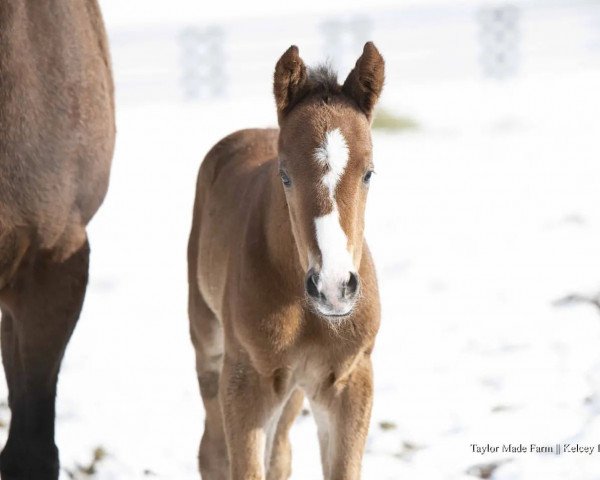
[266,388,303,480]
[313,354,374,480]
[189,283,227,480]
[309,398,332,479]
[0,239,89,480]
[0,310,21,462]
[220,355,285,480]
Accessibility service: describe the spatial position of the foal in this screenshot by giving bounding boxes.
[188,42,384,480]
[0,2,114,477]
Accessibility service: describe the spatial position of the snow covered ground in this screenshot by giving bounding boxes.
[1,1,600,479]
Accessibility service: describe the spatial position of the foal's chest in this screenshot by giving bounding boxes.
[284,344,361,400]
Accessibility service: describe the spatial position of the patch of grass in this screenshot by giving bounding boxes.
[64,446,108,479]
[491,404,515,413]
[394,440,426,461]
[466,459,512,479]
[372,108,419,132]
[379,420,397,431]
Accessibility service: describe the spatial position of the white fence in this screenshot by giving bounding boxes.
[107,0,600,105]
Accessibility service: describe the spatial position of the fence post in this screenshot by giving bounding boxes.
[477,4,521,79]
[179,25,226,100]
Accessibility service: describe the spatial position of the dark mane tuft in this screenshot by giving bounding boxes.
[307,64,341,103]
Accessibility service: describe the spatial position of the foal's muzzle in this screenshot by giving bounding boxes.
[305,268,359,318]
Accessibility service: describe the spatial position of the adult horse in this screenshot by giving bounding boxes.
[0,1,115,478]
[188,42,384,479]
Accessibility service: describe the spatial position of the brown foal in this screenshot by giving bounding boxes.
[0,1,114,478]
[188,42,384,480]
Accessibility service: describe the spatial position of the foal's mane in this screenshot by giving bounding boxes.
[307,64,341,104]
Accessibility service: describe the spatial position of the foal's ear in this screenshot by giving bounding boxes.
[342,42,385,120]
[274,45,308,122]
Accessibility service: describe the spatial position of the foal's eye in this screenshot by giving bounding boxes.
[280,170,291,187]
[363,170,374,184]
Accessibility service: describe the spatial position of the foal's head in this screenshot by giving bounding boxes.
[273,42,384,319]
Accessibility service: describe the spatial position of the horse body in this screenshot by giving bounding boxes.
[189,43,384,480]
[0,1,114,477]
[0,1,114,268]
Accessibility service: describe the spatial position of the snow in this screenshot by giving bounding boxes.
[2,1,600,479]
[99,0,514,27]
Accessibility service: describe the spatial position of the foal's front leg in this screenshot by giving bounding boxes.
[317,354,374,480]
[220,355,283,480]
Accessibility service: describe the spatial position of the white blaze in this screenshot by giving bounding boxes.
[312,129,355,307]
[314,209,355,303]
[314,128,349,198]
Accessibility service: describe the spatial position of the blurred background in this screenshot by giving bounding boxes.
[1,0,599,478]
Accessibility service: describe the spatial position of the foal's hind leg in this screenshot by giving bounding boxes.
[189,284,228,480]
[0,240,89,480]
[266,389,304,480]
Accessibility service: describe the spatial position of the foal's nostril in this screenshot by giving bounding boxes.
[305,270,320,299]
[343,272,359,299]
